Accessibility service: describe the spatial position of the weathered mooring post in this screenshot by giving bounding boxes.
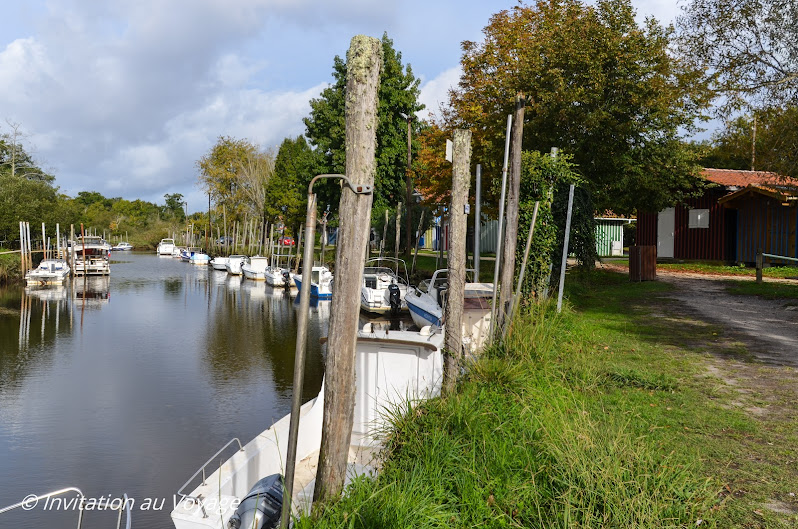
[444,129,472,394]
[312,34,381,510]
[497,94,525,331]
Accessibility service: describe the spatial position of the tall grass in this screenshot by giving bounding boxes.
[296,301,716,528]
[0,253,21,284]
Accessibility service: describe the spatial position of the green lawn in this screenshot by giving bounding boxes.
[297,270,798,528]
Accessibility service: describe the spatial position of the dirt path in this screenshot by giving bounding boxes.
[661,275,798,367]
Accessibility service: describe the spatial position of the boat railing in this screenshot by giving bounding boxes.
[0,487,132,529]
[176,437,245,518]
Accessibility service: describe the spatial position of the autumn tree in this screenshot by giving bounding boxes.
[445,0,711,215]
[304,33,424,212]
[678,0,798,112]
[196,136,275,223]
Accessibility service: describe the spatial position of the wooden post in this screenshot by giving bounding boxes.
[489,114,512,339]
[223,206,228,256]
[394,203,401,272]
[313,34,381,508]
[444,129,472,394]
[404,114,413,260]
[474,164,481,281]
[294,226,303,272]
[411,210,425,275]
[42,223,46,260]
[756,248,763,283]
[380,209,388,258]
[497,94,525,331]
[18,222,26,277]
[504,201,539,338]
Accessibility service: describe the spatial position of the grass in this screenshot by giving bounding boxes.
[723,279,798,300]
[0,252,22,285]
[610,258,798,279]
[297,269,798,528]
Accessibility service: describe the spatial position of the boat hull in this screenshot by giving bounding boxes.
[293,276,332,299]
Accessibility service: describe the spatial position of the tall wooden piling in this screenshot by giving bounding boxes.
[443,129,472,394]
[313,34,381,508]
[497,94,525,331]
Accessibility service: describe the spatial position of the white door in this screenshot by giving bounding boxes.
[657,208,675,258]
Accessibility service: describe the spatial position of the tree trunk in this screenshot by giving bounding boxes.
[444,129,472,394]
[313,35,381,507]
[497,94,525,330]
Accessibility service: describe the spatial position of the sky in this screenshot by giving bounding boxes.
[0,0,685,213]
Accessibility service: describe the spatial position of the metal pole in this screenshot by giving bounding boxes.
[489,114,513,339]
[474,164,481,281]
[504,201,539,338]
[556,185,575,313]
[280,192,317,529]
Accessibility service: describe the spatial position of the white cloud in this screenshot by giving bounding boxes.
[418,66,461,121]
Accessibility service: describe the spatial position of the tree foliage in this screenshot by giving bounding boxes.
[444,0,711,215]
[196,136,275,223]
[266,136,320,233]
[304,33,424,210]
[698,106,798,178]
[677,0,798,112]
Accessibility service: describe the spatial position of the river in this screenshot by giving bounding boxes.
[0,252,329,528]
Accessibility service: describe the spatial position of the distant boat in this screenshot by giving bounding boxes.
[25,259,70,286]
[209,256,229,271]
[112,242,133,251]
[157,238,176,256]
[242,256,269,280]
[225,255,247,276]
[360,258,410,315]
[180,247,201,262]
[292,265,333,299]
[189,251,210,265]
[171,326,444,529]
[71,236,111,276]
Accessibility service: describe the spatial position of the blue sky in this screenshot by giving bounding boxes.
[0,0,687,213]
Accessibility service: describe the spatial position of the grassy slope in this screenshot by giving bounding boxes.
[297,270,798,528]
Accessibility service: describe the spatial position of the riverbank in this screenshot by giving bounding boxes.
[0,253,21,285]
[298,270,798,528]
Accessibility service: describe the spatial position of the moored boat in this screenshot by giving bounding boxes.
[190,251,211,265]
[241,255,269,280]
[25,259,70,286]
[360,258,410,315]
[112,241,134,251]
[292,266,333,299]
[225,255,248,276]
[71,236,111,276]
[170,326,443,529]
[210,256,229,271]
[157,238,176,256]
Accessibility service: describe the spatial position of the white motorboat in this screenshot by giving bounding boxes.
[25,259,70,286]
[157,238,176,255]
[210,256,229,271]
[264,266,294,287]
[405,269,494,353]
[190,251,211,265]
[172,246,184,258]
[292,265,333,299]
[112,241,133,251]
[242,255,269,280]
[225,255,247,275]
[180,247,202,262]
[360,258,411,315]
[71,236,111,276]
[170,326,443,529]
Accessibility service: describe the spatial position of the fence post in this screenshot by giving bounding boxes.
[756,248,763,283]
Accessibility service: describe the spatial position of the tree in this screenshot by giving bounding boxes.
[196,136,274,222]
[699,106,798,177]
[265,136,319,234]
[678,0,798,112]
[163,193,186,221]
[444,0,711,215]
[304,33,424,211]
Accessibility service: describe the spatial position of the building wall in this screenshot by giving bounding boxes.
[735,197,798,263]
[595,219,627,256]
[636,188,729,260]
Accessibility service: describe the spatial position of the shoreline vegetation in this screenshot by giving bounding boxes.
[296,270,798,528]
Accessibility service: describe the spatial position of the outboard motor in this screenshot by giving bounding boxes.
[227,474,283,529]
[388,283,402,317]
[282,270,291,289]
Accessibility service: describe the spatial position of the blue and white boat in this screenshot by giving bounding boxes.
[292,265,333,300]
[406,269,493,335]
[112,241,133,251]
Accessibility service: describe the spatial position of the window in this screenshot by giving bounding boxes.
[688,209,709,229]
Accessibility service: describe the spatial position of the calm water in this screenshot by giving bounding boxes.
[0,253,328,528]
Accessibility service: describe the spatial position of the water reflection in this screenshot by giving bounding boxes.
[0,254,329,529]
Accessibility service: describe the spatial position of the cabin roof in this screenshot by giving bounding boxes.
[702,168,798,188]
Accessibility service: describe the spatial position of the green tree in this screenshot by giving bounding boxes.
[163,193,186,221]
[304,33,424,210]
[699,106,798,178]
[266,136,320,234]
[445,0,711,215]
[678,0,798,112]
